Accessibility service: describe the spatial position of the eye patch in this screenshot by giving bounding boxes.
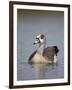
[41,34,44,39]
[36,37,39,40]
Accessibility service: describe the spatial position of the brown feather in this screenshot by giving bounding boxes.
[43,46,58,62]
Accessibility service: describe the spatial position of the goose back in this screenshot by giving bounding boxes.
[43,46,59,62]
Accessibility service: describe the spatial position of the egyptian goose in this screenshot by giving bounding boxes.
[28,34,59,64]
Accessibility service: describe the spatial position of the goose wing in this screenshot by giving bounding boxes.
[28,50,37,63]
[43,46,59,62]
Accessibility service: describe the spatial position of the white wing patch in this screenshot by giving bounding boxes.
[54,55,57,63]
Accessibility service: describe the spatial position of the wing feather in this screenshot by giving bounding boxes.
[43,46,59,62]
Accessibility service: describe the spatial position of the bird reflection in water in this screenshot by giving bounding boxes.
[29,63,58,80]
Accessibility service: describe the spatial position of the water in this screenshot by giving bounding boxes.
[17,10,64,81]
[17,61,64,80]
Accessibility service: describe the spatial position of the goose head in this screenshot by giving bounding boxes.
[33,34,46,46]
[33,34,46,55]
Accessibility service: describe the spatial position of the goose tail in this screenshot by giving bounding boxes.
[54,46,59,56]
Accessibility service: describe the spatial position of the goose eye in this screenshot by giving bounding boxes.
[41,35,44,39]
